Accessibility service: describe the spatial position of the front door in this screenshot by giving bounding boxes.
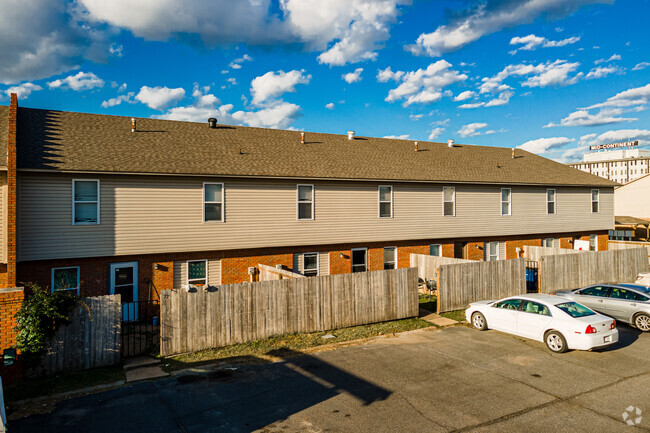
[110,262,138,322]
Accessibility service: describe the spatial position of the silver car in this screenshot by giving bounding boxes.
[554,284,650,331]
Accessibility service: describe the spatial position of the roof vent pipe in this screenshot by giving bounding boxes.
[447,139,455,147]
[301,132,305,144]
[208,118,217,128]
[347,130,355,140]
[414,141,419,152]
[131,118,136,133]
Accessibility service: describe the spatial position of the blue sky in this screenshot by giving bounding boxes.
[1,0,649,162]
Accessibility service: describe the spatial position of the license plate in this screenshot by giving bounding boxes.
[604,335,612,343]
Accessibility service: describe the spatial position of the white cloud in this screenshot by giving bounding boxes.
[509,34,580,54]
[383,60,467,107]
[342,68,364,84]
[454,90,475,101]
[594,53,621,64]
[229,63,242,70]
[109,44,123,57]
[586,83,650,109]
[409,114,424,120]
[632,62,650,71]
[377,66,404,83]
[518,136,573,154]
[457,122,488,138]
[480,60,582,94]
[428,127,445,140]
[406,0,608,57]
[325,102,335,109]
[545,108,637,127]
[232,101,303,129]
[383,134,410,139]
[485,91,513,107]
[459,102,485,109]
[101,92,135,108]
[585,65,621,79]
[4,82,42,99]
[250,70,311,106]
[47,71,105,91]
[226,77,238,85]
[135,86,186,110]
[579,129,650,148]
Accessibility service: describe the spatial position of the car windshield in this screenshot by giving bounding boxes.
[555,302,595,318]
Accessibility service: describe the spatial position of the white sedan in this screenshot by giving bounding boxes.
[465,294,618,353]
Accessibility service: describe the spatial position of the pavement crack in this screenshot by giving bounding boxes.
[154,382,189,433]
[395,391,451,430]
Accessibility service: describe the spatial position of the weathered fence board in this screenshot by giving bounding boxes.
[410,254,473,283]
[608,240,650,264]
[539,248,650,293]
[34,295,121,377]
[523,245,583,262]
[160,268,418,356]
[258,264,304,281]
[437,259,527,313]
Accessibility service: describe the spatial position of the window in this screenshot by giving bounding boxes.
[72,180,99,225]
[51,267,80,294]
[501,188,511,216]
[203,183,224,222]
[578,286,610,297]
[522,301,550,316]
[555,302,595,318]
[610,288,639,301]
[590,234,598,251]
[546,189,556,215]
[297,184,314,220]
[351,248,367,273]
[591,189,599,213]
[383,247,396,270]
[485,241,499,261]
[443,187,455,216]
[303,253,318,276]
[542,238,555,248]
[187,260,207,285]
[493,299,522,310]
[378,186,393,218]
[430,244,442,257]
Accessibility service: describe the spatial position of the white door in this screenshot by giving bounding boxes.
[110,261,138,322]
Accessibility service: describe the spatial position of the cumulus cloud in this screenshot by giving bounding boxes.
[454,90,475,101]
[545,108,637,127]
[250,70,311,106]
[325,102,335,109]
[518,136,573,154]
[383,60,467,107]
[47,71,105,91]
[101,92,135,108]
[579,129,650,148]
[585,83,650,109]
[342,68,364,84]
[428,127,445,140]
[594,53,621,64]
[459,102,485,109]
[457,122,488,138]
[485,91,514,107]
[406,0,609,57]
[480,60,582,95]
[4,82,42,99]
[232,101,303,129]
[509,34,580,54]
[585,65,622,79]
[383,134,410,139]
[377,66,404,83]
[632,62,649,71]
[135,86,186,110]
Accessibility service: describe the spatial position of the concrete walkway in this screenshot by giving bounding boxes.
[419,307,458,327]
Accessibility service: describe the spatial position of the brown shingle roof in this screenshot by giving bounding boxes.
[12,107,616,186]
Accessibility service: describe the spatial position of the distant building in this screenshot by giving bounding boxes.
[568,142,650,184]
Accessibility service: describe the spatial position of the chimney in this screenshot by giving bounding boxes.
[447,139,455,147]
[208,118,217,128]
[131,118,136,133]
[414,141,419,152]
[301,132,305,144]
[347,130,355,140]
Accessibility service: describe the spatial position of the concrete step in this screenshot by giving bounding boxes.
[123,356,161,371]
[125,366,169,383]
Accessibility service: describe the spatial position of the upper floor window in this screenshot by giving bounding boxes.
[73,180,99,225]
[591,189,599,213]
[384,247,396,270]
[443,187,455,216]
[378,185,393,218]
[546,189,556,215]
[430,244,442,257]
[52,266,80,294]
[501,188,511,216]
[187,260,207,285]
[203,183,224,222]
[297,184,314,220]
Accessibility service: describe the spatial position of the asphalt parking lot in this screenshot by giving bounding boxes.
[10,323,650,433]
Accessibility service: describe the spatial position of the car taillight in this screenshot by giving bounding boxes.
[585,325,597,334]
[610,320,616,330]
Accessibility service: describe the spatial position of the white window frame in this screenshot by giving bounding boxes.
[430,244,442,257]
[443,186,455,217]
[485,241,499,261]
[546,189,556,215]
[297,184,315,220]
[378,185,393,218]
[591,189,600,213]
[51,266,80,295]
[542,238,555,248]
[203,182,225,223]
[351,247,368,273]
[186,259,208,286]
[383,246,397,269]
[302,252,319,276]
[501,188,511,216]
[72,179,100,225]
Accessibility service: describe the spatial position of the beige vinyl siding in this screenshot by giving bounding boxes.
[499,242,506,260]
[18,173,615,261]
[173,259,221,288]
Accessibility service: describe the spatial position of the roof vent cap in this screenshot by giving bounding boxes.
[208,118,217,128]
[131,118,136,133]
[447,139,455,147]
[347,130,355,140]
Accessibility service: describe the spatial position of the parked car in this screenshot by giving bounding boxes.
[553,284,650,332]
[466,294,618,353]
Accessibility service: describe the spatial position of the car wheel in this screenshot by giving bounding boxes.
[471,312,488,331]
[634,313,650,332]
[545,331,568,353]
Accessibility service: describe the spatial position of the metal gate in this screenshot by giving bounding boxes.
[525,261,539,293]
[121,300,160,357]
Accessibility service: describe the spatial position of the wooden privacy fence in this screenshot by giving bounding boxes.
[608,240,650,264]
[523,245,582,262]
[539,248,650,293]
[258,263,304,281]
[33,295,121,377]
[437,259,526,313]
[410,254,473,283]
[160,268,418,356]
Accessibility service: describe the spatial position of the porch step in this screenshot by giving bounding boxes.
[123,356,161,371]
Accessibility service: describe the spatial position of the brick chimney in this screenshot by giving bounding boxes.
[2,94,18,288]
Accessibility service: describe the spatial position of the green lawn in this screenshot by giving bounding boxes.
[440,310,467,323]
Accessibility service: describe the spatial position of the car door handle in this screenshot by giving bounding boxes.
[630,303,636,307]
[597,299,604,302]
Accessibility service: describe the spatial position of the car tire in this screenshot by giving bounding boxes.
[545,330,568,353]
[471,312,488,331]
[634,313,650,332]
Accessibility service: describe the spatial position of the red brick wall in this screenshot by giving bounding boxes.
[0,287,24,383]
[505,238,542,259]
[465,241,485,261]
[396,245,429,269]
[329,249,351,275]
[221,253,293,284]
[1,94,18,288]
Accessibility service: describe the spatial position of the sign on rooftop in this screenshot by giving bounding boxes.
[589,140,639,151]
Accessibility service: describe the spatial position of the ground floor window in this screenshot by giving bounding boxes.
[542,238,555,248]
[430,244,442,256]
[51,266,80,294]
[351,248,367,273]
[187,260,207,285]
[589,235,598,251]
[384,247,396,269]
[484,242,499,261]
[303,253,319,276]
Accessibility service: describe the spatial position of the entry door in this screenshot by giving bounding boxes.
[110,262,139,322]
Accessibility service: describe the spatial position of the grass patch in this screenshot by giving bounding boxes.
[162,317,432,372]
[4,366,124,403]
[418,294,437,313]
[440,310,466,323]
